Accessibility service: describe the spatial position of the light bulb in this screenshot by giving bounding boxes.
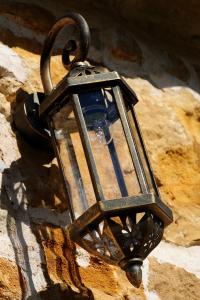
[93,119,113,145]
[54,128,64,140]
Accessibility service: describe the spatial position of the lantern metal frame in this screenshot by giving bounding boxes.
[13,12,173,288]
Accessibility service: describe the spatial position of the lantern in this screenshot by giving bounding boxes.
[14,13,173,288]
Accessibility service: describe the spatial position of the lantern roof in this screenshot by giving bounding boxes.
[39,67,138,118]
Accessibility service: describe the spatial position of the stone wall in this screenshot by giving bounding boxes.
[0,1,199,299]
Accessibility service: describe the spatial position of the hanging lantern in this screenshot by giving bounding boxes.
[14,13,173,288]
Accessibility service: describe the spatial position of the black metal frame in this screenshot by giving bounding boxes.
[68,193,172,240]
[39,71,138,117]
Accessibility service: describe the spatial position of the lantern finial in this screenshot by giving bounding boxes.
[125,260,143,288]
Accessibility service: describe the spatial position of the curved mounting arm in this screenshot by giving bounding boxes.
[40,12,90,95]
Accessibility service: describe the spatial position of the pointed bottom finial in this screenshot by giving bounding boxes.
[126,263,142,288]
[120,258,143,288]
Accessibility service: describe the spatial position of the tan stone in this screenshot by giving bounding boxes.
[13,47,67,95]
[123,77,200,247]
[148,257,200,300]
[0,93,10,120]
[0,257,22,300]
[38,225,146,299]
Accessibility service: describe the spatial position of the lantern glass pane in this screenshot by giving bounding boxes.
[52,102,96,219]
[78,89,141,200]
[127,107,158,196]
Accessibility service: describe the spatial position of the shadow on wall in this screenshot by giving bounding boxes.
[0,91,94,299]
[0,1,56,53]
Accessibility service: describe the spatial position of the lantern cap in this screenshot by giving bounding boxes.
[39,69,138,118]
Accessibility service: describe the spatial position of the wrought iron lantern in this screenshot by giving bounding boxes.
[14,13,173,288]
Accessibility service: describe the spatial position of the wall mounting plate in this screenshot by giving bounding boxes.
[14,92,53,151]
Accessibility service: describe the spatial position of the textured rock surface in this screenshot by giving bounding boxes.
[0,257,22,300]
[0,1,199,299]
[148,257,200,300]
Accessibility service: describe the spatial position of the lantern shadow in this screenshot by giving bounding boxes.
[0,93,94,299]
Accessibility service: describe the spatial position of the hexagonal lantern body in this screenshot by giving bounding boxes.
[38,64,173,287]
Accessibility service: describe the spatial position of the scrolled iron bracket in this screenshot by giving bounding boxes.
[40,12,91,95]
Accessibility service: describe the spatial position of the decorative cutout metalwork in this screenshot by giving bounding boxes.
[79,212,164,265]
[69,65,102,78]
